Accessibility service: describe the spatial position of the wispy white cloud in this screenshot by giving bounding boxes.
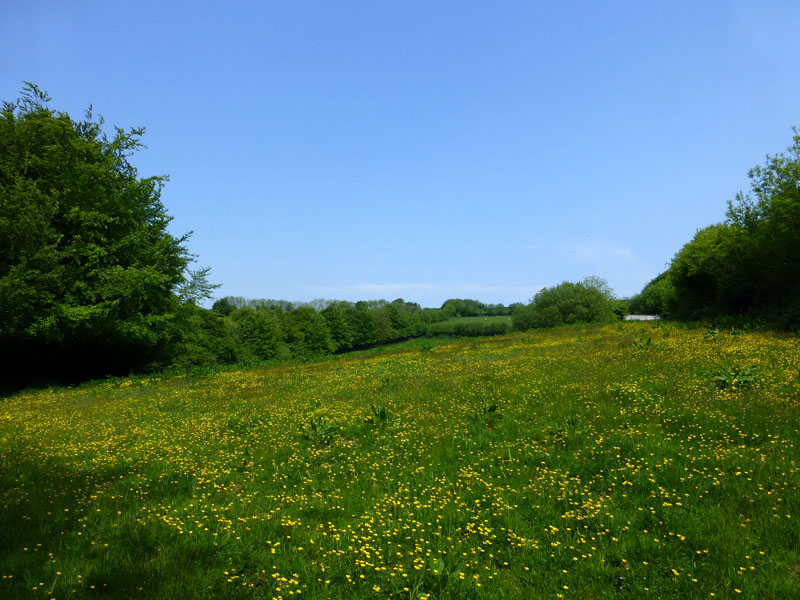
[305,242,649,304]
[517,239,652,297]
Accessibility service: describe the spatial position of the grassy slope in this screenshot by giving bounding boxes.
[440,316,512,325]
[1,323,799,599]
[427,315,512,336]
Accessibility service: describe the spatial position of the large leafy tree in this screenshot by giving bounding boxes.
[0,84,192,384]
[725,130,800,327]
[664,129,800,327]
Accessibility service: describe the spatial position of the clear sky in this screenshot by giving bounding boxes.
[3,1,799,307]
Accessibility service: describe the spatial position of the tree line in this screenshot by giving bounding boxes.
[178,296,516,369]
[0,83,650,390]
[630,130,800,330]
[0,82,520,391]
[3,84,797,390]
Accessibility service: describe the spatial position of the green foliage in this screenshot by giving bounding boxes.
[224,304,337,362]
[667,223,747,319]
[211,296,238,316]
[631,333,654,351]
[175,304,240,368]
[726,130,800,328]
[512,276,619,330]
[321,301,354,349]
[321,300,382,350]
[707,365,757,392]
[285,305,337,358]
[702,327,744,340]
[467,397,502,431]
[177,266,220,305]
[440,298,511,318]
[202,298,516,369]
[655,129,800,329]
[364,403,389,426]
[544,414,588,440]
[610,297,631,319]
[629,271,675,316]
[299,416,341,445]
[0,84,194,385]
[428,316,512,337]
[228,306,287,361]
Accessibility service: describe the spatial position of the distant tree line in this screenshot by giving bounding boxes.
[630,129,800,330]
[189,297,517,367]
[0,83,626,392]
[4,84,796,391]
[0,85,510,390]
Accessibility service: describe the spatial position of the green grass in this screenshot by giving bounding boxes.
[1,323,799,599]
[343,336,461,358]
[427,315,512,337]
[440,316,512,325]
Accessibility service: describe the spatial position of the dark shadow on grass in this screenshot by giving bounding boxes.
[0,454,234,599]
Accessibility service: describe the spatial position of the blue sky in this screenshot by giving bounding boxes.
[3,1,799,307]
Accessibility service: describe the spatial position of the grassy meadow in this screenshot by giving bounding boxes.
[1,323,799,599]
[427,316,512,337]
[439,316,513,325]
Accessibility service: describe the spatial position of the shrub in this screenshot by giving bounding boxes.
[513,277,618,330]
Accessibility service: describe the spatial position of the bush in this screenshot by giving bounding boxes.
[513,277,619,331]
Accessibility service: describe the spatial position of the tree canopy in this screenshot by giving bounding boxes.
[512,277,619,331]
[639,128,800,328]
[0,84,193,384]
